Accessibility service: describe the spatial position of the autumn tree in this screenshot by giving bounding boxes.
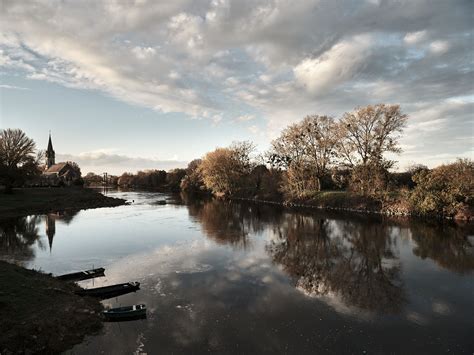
[336,104,407,195]
[0,129,42,193]
[269,115,338,197]
[199,141,255,196]
[180,159,209,193]
[337,104,407,168]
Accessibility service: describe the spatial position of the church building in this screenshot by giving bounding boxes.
[42,133,82,186]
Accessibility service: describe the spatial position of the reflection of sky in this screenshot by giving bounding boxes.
[2,191,472,354]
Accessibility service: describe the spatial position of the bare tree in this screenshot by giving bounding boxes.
[268,115,338,194]
[337,104,408,168]
[0,129,42,193]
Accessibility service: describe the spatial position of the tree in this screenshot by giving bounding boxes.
[336,104,407,196]
[180,159,209,194]
[68,161,81,178]
[268,115,338,196]
[199,141,255,196]
[166,168,187,191]
[84,172,103,186]
[337,104,407,168]
[0,129,42,193]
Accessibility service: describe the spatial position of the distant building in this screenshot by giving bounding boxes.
[46,133,55,168]
[40,133,82,186]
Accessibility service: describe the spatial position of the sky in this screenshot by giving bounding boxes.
[0,0,473,175]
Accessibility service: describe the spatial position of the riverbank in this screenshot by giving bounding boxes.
[234,191,473,221]
[0,187,127,219]
[0,260,103,354]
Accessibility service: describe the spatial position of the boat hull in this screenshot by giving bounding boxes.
[103,304,147,322]
[57,267,105,282]
[76,282,140,300]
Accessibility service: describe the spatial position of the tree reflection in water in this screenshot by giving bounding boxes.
[185,197,474,314]
[0,216,43,264]
[267,215,406,314]
[186,198,280,250]
[0,211,79,264]
[410,222,474,274]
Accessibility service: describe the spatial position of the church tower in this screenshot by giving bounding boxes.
[46,132,55,168]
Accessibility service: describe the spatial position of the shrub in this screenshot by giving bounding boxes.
[409,159,474,219]
[348,163,389,198]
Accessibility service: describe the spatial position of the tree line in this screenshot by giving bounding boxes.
[1,103,472,220]
[178,104,473,220]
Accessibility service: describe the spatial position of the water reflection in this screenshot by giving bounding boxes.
[0,216,43,263]
[0,211,79,263]
[185,199,473,314]
[267,215,405,313]
[187,199,257,249]
[409,222,474,274]
[44,211,79,252]
[0,192,472,354]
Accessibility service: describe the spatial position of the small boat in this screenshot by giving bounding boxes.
[103,304,147,321]
[57,267,105,282]
[75,281,140,299]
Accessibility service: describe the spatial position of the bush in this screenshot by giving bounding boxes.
[348,163,389,198]
[409,159,473,219]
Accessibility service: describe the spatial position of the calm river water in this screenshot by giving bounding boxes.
[1,190,473,354]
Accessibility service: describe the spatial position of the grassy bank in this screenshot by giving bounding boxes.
[0,261,103,354]
[0,187,127,219]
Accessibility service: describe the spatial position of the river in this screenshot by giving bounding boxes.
[1,190,473,354]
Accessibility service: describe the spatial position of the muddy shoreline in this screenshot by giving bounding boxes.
[0,261,103,354]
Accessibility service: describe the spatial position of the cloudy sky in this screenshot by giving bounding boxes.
[1,0,472,174]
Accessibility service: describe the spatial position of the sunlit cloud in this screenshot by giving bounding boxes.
[1,0,472,167]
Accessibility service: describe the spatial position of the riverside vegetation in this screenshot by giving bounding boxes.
[112,104,473,221]
[2,104,473,221]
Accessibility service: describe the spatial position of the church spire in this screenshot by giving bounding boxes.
[46,131,55,168]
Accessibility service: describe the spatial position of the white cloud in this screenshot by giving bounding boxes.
[0,84,30,90]
[293,35,373,95]
[404,31,427,45]
[132,46,157,60]
[429,40,450,55]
